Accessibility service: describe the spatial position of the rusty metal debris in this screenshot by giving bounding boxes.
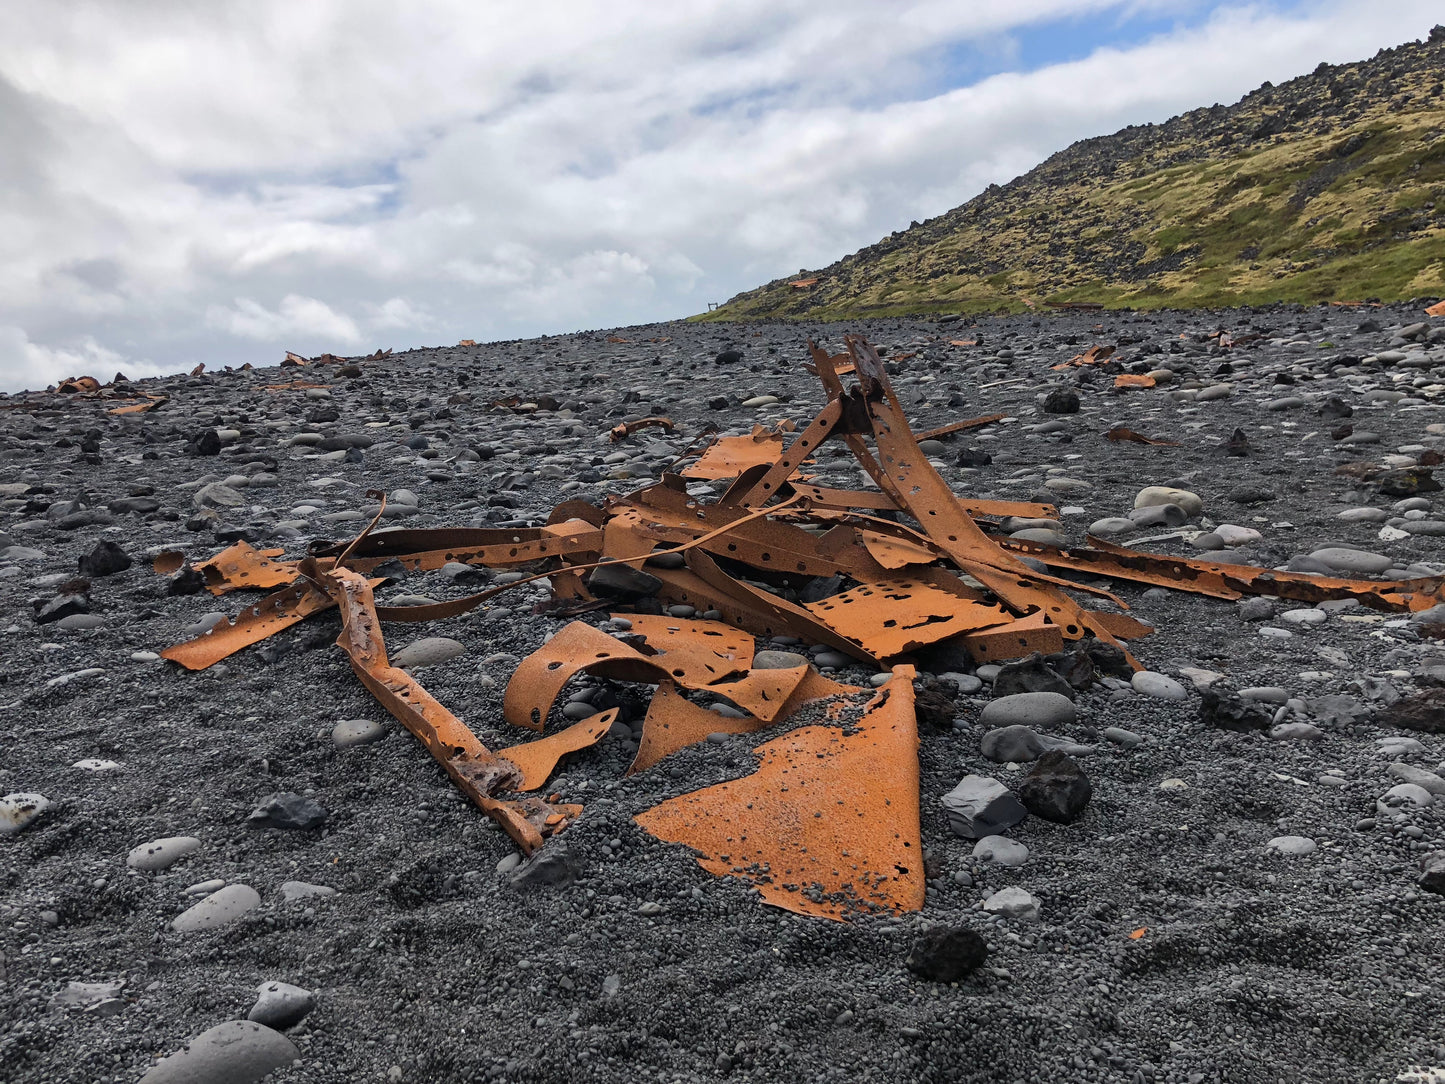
[1428,301,1445,317]
[153,332,1445,920]
[636,667,922,920]
[609,416,675,443]
[1114,373,1155,389]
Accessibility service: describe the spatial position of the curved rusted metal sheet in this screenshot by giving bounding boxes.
[635,667,924,921]
[499,709,618,791]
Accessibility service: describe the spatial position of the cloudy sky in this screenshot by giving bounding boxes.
[0,1,1438,391]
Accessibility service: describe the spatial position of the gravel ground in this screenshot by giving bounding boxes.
[3,303,1445,1084]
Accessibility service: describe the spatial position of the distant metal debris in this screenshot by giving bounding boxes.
[154,333,1445,919]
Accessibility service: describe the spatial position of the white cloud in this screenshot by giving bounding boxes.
[204,294,362,344]
[0,324,170,392]
[0,1,1440,390]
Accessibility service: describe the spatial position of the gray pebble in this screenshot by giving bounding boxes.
[331,719,387,747]
[127,835,201,872]
[138,1019,298,1084]
[979,691,1076,730]
[170,884,261,933]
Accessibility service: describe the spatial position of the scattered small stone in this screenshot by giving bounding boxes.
[247,981,316,1030]
[331,718,387,748]
[392,637,466,669]
[972,836,1029,866]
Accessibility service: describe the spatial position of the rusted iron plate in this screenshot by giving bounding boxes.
[961,611,1065,663]
[628,680,772,775]
[681,429,791,480]
[623,614,754,684]
[858,529,938,570]
[160,580,337,671]
[502,621,665,732]
[152,550,185,576]
[706,664,811,721]
[499,709,618,790]
[1114,374,1155,389]
[108,396,167,415]
[195,541,296,595]
[729,400,844,508]
[1001,537,1242,600]
[805,578,1012,660]
[635,667,923,921]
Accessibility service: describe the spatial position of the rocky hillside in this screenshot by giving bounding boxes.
[703,27,1445,321]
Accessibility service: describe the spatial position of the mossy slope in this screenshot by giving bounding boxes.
[701,30,1445,321]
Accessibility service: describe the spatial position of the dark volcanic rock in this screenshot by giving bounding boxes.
[905,926,988,983]
[1200,688,1274,731]
[1376,690,1445,734]
[1016,750,1092,824]
[993,653,1075,699]
[78,540,132,578]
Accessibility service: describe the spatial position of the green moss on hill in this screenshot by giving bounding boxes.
[700,31,1445,322]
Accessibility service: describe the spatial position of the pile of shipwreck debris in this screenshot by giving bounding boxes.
[153,335,1444,920]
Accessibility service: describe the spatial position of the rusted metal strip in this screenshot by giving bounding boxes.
[913,413,1006,441]
[1082,536,1445,612]
[610,416,675,442]
[502,622,673,732]
[727,400,844,508]
[681,429,790,480]
[321,565,577,855]
[160,580,337,671]
[636,667,923,920]
[317,522,602,574]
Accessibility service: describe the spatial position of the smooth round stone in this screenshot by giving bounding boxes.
[1088,517,1135,537]
[1010,528,1064,544]
[973,836,1029,866]
[279,881,336,902]
[331,718,387,748]
[753,650,808,670]
[1309,547,1393,574]
[1238,686,1289,704]
[1134,486,1202,517]
[1378,784,1434,812]
[665,604,696,618]
[1388,763,1445,796]
[1215,524,1261,546]
[0,792,51,835]
[1270,721,1323,740]
[1190,532,1225,550]
[1258,627,1294,639]
[975,664,1002,683]
[137,1020,298,1084]
[1280,608,1327,625]
[72,758,121,771]
[561,701,599,721]
[1404,521,1445,536]
[741,395,778,408]
[170,883,260,932]
[55,613,105,631]
[1159,778,1188,791]
[1104,727,1142,748]
[1264,396,1305,410]
[391,637,466,669]
[131,650,162,662]
[1266,835,1317,856]
[127,835,202,871]
[1131,671,1187,700]
[1196,383,1234,401]
[185,878,226,896]
[813,651,853,669]
[980,691,1076,730]
[938,671,983,694]
[1336,507,1389,523]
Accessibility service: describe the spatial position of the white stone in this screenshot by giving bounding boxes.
[1131,671,1187,700]
[1266,835,1317,856]
[1134,486,1203,517]
[137,1020,298,1084]
[0,793,51,836]
[127,836,202,871]
[982,886,1041,921]
[170,884,260,933]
